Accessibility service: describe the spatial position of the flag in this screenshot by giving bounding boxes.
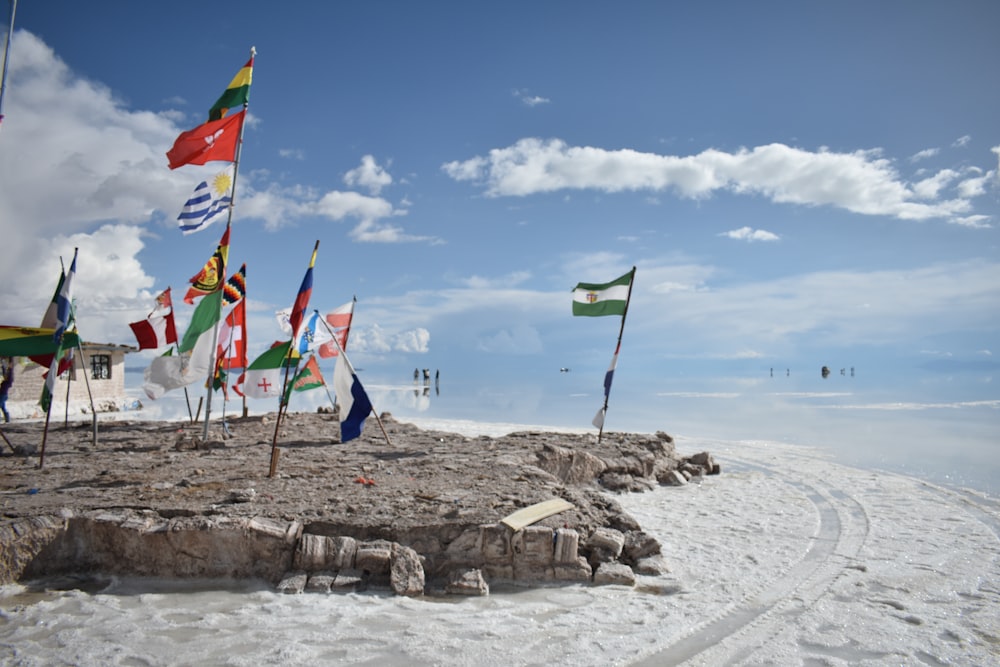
[166,110,245,170]
[143,349,195,400]
[572,270,633,317]
[40,347,69,412]
[318,299,355,358]
[592,343,620,430]
[53,250,77,342]
[332,346,373,442]
[184,226,230,304]
[179,289,224,354]
[28,268,65,369]
[217,299,246,370]
[295,310,322,356]
[177,289,224,384]
[129,288,178,350]
[242,341,292,400]
[40,250,78,411]
[0,326,80,357]
[290,354,325,393]
[288,243,319,346]
[209,56,254,121]
[178,166,234,234]
[221,263,247,306]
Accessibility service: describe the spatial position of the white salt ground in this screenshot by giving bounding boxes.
[1,423,998,666]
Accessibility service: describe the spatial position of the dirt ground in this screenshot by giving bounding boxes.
[0,411,694,543]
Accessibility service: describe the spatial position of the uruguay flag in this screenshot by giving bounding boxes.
[333,348,373,442]
[177,166,234,234]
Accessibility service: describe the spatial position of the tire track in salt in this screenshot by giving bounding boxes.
[631,457,870,666]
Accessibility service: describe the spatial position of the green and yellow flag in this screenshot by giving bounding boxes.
[209,55,254,121]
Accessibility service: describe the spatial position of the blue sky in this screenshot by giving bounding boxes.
[0,1,998,434]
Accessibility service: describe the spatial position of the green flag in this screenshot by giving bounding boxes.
[571,271,633,317]
[178,289,223,354]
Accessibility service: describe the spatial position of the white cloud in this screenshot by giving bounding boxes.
[720,226,780,242]
[351,324,430,354]
[443,138,992,224]
[278,148,305,160]
[512,88,550,107]
[954,135,972,148]
[910,148,939,162]
[343,155,393,195]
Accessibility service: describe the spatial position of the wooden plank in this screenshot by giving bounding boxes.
[500,498,574,531]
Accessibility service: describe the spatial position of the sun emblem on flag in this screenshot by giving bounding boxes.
[585,291,599,303]
[212,170,233,197]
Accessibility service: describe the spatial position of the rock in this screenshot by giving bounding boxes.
[355,540,392,575]
[536,444,607,485]
[633,555,670,576]
[586,527,625,566]
[553,528,580,563]
[277,571,307,594]
[593,561,636,586]
[306,572,335,592]
[389,543,425,596]
[622,530,661,563]
[660,470,687,486]
[228,488,256,503]
[446,568,489,596]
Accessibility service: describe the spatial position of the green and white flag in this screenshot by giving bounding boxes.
[571,270,633,317]
[242,341,292,400]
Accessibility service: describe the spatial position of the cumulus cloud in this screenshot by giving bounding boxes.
[443,138,996,225]
[720,227,780,242]
[343,155,393,195]
[351,324,430,354]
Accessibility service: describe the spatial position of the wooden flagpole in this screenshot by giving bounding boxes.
[268,239,319,478]
[596,266,636,444]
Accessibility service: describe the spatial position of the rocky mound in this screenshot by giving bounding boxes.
[0,412,718,595]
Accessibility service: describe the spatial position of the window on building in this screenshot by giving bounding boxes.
[91,354,111,380]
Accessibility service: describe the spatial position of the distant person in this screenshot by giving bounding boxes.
[413,368,419,382]
[422,368,430,383]
[0,357,13,423]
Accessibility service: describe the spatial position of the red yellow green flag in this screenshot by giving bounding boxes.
[209,56,254,121]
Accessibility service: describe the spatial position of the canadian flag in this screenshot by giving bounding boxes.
[318,300,355,358]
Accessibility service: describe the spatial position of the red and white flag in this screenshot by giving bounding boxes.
[318,299,355,358]
[217,299,246,370]
[129,288,179,350]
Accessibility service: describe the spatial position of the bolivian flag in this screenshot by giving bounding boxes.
[209,56,253,121]
[0,326,81,357]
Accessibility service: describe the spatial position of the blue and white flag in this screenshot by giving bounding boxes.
[53,249,77,343]
[177,166,234,234]
[332,345,373,442]
[592,342,620,430]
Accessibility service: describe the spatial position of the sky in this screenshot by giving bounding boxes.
[0,1,998,438]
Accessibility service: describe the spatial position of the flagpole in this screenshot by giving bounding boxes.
[317,311,393,447]
[0,0,17,132]
[269,238,318,478]
[596,266,636,443]
[200,46,255,440]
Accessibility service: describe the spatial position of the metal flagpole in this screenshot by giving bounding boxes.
[0,0,17,132]
[596,266,636,443]
[316,310,393,447]
[201,46,255,440]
